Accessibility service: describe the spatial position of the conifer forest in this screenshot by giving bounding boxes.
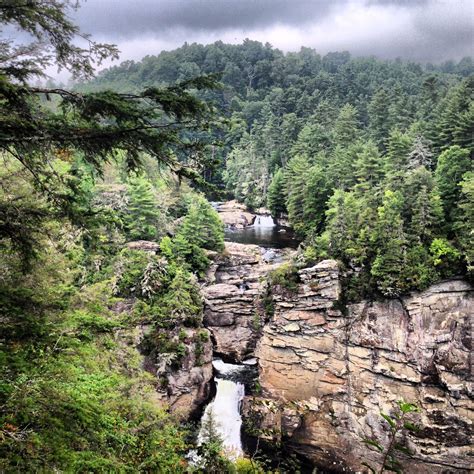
[1,1,472,473]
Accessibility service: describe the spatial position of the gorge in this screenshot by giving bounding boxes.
[177,203,473,473]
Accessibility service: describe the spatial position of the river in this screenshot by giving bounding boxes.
[224,213,299,249]
[195,209,297,462]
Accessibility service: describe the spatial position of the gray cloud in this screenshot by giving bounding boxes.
[64,0,472,66]
[75,0,343,37]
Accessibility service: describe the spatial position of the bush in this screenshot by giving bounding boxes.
[268,262,300,293]
[112,248,167,298]
[160,235,210,276]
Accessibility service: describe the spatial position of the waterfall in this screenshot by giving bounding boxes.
[197,360,246,460]
[253,214,275,227]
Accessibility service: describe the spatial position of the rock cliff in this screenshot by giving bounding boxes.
[254,261,473,472]
[202,242,294,361]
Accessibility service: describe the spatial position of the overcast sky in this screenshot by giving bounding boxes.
[58,0,473,77]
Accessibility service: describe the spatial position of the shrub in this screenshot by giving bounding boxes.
[268,262,300,293]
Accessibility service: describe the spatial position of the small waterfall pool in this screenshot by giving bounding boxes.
[225,214,299,249]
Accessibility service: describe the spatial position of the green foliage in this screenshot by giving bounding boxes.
[435,146,472,224]
[268,262,300,293]
[363,400,420,474]
[177,195,225,252]
[430,238,461,277]
[267,168,287,218]
[112,248,168,298]
[454,172,474,273]
[160,234,210,276]
[371,191,408,296]
[0,267,189,473]
[0,1,219,268]
[156,268,203,328]
[124,174,165,241]
[195,409,235,473]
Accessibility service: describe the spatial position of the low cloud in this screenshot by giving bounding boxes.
[45,0,473,79]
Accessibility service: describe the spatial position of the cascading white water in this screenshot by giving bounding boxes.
[253,214,275,227]
[197,360,246,460]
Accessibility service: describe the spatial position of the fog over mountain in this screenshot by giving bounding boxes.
[71,0,472,65]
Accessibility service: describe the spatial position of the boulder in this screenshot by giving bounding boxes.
[217,200,256,228]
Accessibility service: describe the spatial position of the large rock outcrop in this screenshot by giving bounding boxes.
[203,242,294,361]
[216,200,256,228]
[255,262,473,472]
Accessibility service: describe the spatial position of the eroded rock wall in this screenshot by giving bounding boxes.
[255,261,473,472]
[202,242,291,361]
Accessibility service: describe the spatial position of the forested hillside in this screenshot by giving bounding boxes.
[83,41,473,297]
[1,1,473,469]
[0,3,227,471]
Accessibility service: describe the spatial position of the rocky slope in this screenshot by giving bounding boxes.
[253,261,473,473]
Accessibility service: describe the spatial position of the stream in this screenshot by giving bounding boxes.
[196,210,295,461]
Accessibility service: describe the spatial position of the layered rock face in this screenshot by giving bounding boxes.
[255,262,473,472]
[165,328,214,418]
[202,242,291,361]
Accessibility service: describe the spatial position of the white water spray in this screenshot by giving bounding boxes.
[253,214,275,227]
[197,360,246,460]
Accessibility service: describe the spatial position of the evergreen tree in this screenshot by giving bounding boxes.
[178,196,225,252]
[157,268,203,327]
[354,141,384,189]
[267,168,287,218]
[327,142,360,190]
[333,104,360,147]
[303,165,331,234]
[385,129,412,173]
[404,167,443,243]
[124,175,162,241]
[368,88,392,148]
[285,155,311,235]
[454,172,474,274]
[371,190,407,296]
[433,78,474,152]
[324,189,368,266]
[435,146,472,223]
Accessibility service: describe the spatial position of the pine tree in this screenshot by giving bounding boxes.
[285,155,312,235]
[435,146,472,224]
[125,175,162,241]
[333,104,360,147]
[371,190,407,296]
[368,88,392,149]
[432,78,474,152]
[354,141,384,189]
[454,172,474,273]
[404,167,443,243]
[178,196,224,252]
[385,129,412,172]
